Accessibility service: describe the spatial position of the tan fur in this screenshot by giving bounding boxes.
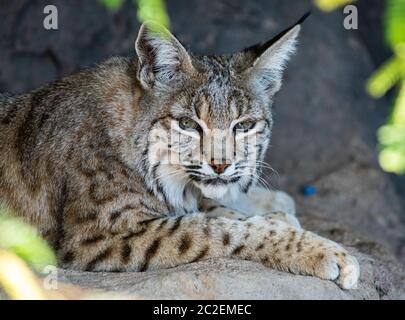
[0,20,359,289]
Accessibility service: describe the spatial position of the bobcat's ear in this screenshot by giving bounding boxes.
[244,12,309,97]
[135,22,195,90]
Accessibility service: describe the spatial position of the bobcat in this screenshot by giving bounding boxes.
[0,15,359,289]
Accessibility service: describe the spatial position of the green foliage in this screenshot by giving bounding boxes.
[378,124,405,174]
[316,0,405,175]
[378,79,405,174]
[136,0,170,29]
[385,0,405,52]
[98,0,170,29]
[370,0,405,174]
[0,206,57,271]
[98,0,125,11]
[366,57,404,98]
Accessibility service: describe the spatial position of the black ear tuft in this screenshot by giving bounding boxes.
[296,10,311,25]
[243,11,311,58]
[241,12,308,98]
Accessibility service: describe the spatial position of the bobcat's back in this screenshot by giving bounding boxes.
[0,57,143,242]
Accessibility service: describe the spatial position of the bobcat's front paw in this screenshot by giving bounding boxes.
[307,239,360,289]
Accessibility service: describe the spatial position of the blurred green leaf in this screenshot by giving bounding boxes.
[98,0,125,11]
[378,124,405,146]
[0,249,48,300]
[360,0,405,175]
[0,207,57,271]
[98,0,171,29]
[136,0,170,29]
[379,144,405,174]
[366,57,404,98]
[385,0,405,52]
[390,79,405,125]
[377,81,405,174]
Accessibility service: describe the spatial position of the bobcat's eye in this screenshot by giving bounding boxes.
[234,120,255,132]
[179,118,199,131]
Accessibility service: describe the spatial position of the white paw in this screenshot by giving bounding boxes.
[314,249,360,290]
[271,191,296,216]
[248,188,296,216]
[335,254,360,289]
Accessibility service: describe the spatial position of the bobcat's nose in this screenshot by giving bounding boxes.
[210,159,231,175]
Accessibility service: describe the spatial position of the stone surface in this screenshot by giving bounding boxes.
[55,244,404,300]
[0,0,404,299]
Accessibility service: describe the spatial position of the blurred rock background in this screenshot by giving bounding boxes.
[0,0,404,299]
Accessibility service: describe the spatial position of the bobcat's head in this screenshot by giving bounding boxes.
[136,15,307,209]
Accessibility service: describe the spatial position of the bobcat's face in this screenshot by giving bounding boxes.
[136,22,300,203]
[148,72,271,199]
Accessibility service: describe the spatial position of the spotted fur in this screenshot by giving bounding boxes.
[0,15,359,289]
